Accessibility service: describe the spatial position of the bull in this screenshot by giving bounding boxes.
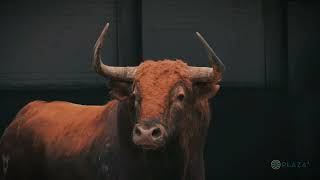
[0,21,225,180]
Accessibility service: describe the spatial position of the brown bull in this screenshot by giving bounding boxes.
[0,21,225,180]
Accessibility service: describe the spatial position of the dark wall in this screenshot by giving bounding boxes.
[0,0,288,88]
[0,0,141,89]
[142,0,266,87]
[288,0,320,95]
[0,0,319,180]
[263,0,288,88]
[287,1,320,179]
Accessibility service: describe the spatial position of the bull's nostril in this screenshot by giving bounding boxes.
[151,128,162,138]
[135,127,141,136]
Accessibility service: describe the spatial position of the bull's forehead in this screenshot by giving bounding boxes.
[135,60,190,120]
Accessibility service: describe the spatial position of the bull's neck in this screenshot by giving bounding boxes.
[115,99,136,150]
[115,99,185,180]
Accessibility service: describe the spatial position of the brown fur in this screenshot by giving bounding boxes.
[135,60,191,119]
[3,100,118,158]
[132,60,220,180]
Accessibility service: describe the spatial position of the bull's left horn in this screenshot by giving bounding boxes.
[189,32,225,82]
[92,22,137,81]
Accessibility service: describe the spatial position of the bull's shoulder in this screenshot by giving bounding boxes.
[9,100,96,126]
[16,100,47,117]
[14,99,118,119]
[0,100,119,179]
[3,100,119,157]
[1,100,46,136]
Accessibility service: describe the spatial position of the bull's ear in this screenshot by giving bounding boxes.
[193,82,220,99]
[108,80,132,101]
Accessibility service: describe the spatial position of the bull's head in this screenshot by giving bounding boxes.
[92,22,225,150]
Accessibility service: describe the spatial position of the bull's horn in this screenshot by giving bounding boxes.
[189,32,225,82]
[92,22,137,81]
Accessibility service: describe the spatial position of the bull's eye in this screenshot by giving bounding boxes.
[135,98,139,107]
[177,93,185,101]
[132,84,140,108]
[128,93,136,109]
[134,95,141,108]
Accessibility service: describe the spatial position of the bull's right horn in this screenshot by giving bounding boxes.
[92,22,137,81]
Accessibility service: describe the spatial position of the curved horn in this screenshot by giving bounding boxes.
[92,22,137,81]
[189,32,225,82]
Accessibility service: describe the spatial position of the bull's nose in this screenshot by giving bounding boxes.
[132,124,166,149]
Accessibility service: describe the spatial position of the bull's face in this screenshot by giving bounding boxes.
[129,60,220,150]
[131,64,191,149]
[92,22,224,150]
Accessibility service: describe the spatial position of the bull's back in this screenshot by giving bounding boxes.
[0,100,118,180]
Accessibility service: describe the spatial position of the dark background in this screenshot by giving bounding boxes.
[0,0,319,179]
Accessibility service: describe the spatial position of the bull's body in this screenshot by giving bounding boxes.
[0,20,225,180]
[0,100,184,180]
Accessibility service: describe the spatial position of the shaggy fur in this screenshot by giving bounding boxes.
[135,60,190,119]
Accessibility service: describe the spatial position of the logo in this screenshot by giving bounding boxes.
[270,160,311,170]
[271,160,281,170]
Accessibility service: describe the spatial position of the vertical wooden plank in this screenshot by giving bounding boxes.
[262,0,287,89]
[117,0,142,66]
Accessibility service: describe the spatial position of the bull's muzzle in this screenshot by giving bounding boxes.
[132,123,167,150]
